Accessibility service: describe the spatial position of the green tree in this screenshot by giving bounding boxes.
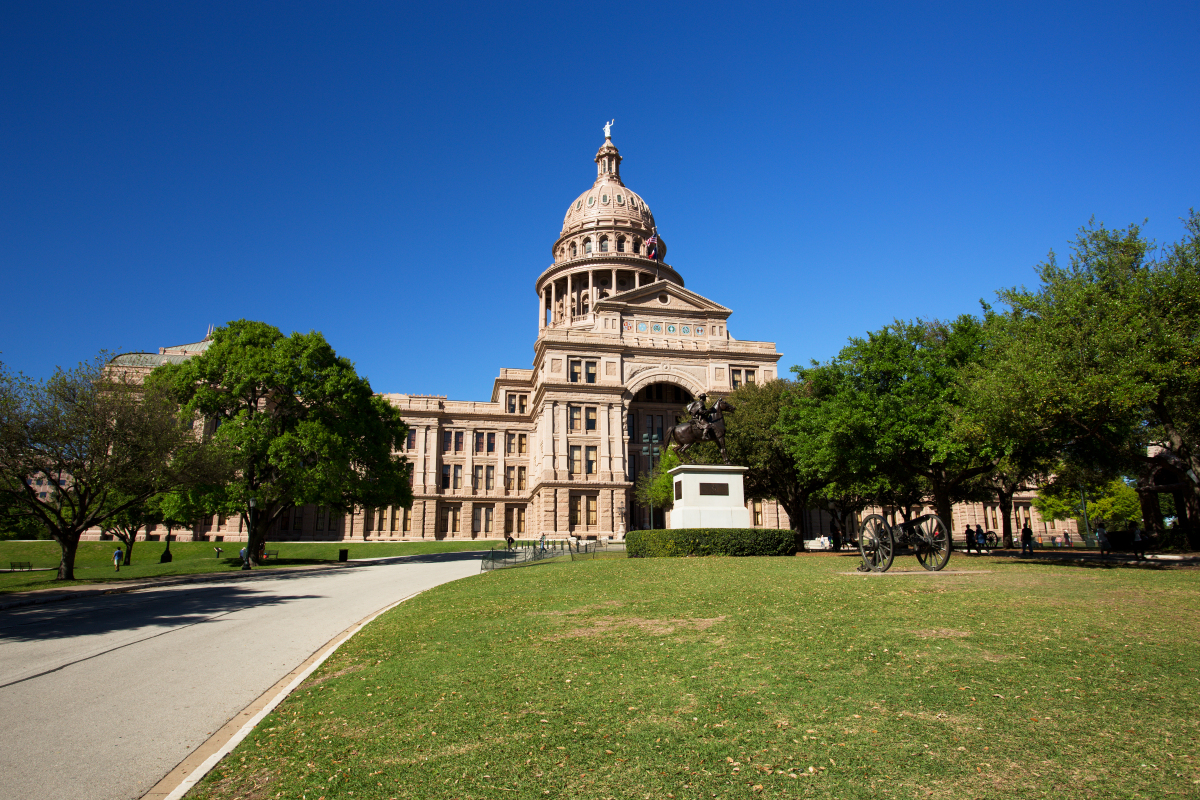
[152,320,412,566]
[977,212,1200,546]
[634,447,679,522]
[1088,479,1142,528]
[100,491,162,566]
[783,316,997,530]
[721,379,831,533]
[0,355,225,580]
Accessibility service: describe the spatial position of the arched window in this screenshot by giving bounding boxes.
[617,236,626,253]
[570,242,578,258]
[584,238,593,254]
[599,236,609,253]
[633,239,641,254]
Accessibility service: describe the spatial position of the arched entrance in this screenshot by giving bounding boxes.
[626,380,696,529]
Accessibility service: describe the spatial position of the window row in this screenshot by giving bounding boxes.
[440,464,527,490]
[565,236,643,259]
[279,505,343,533]
[438,505,527,534]
[568,405,600,432]
[568,445,599,475]
[506,393,529,414]
[730,368,757,389]
[568,359,597,383]
[569,495,599,526]
[365,505,412,533]
[441,431,528,454]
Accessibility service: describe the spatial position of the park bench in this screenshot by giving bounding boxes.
[262,550,279,560]
[9,561,33,571]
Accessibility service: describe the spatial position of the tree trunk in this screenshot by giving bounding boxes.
[997,488,1015,549]
[1185,486,1200,551]
[1137,488,1165,538]
[55,533,80,581]
[931,489,954,538]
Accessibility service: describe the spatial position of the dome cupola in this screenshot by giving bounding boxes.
[536,124,683,333]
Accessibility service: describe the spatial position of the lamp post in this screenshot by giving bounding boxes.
[245,497,257,570]
[641,433,660,529]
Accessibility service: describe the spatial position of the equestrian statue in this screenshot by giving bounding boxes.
[664,393,737,464]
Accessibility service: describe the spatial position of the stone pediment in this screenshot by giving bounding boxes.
[594,280,731,316]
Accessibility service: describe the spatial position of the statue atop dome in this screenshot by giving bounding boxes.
[603,119,614,139]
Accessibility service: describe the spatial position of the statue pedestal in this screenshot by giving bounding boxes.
[667,464,751,529]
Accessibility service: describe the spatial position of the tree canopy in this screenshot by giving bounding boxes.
[152,320,412,565]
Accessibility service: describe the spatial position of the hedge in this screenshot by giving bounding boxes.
[625,528,795,558]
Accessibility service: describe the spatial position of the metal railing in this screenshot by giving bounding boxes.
[479,538,623,571]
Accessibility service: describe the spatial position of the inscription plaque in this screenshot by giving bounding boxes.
[699,482,729,496]
[674,481,682,501]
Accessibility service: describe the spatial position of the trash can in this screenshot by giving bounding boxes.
[338,549,348,562]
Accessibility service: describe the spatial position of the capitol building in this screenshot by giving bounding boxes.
[96,130,1067,545]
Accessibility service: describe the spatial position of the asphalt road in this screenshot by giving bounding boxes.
[0,552,483,800]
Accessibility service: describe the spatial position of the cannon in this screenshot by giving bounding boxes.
[857,513,951,572]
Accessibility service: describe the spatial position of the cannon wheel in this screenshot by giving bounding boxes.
[858,514,894,572]
[914,515,951,571]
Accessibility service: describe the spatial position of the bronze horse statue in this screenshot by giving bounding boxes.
[664,397,736,463]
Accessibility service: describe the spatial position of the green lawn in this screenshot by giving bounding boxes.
[189,554,1200,800]
[0,539,498,595]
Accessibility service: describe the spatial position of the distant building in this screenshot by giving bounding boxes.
[90,133,1075,545]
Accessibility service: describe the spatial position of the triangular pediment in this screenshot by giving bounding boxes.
[595,280,731,317]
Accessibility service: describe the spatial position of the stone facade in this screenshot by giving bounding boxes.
[87,132,1077,545]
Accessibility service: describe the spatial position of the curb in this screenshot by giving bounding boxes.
[140,585,438,800]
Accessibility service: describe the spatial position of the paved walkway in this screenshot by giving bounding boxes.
[0,552,483,800]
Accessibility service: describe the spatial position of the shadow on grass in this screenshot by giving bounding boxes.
[0,579,328,642]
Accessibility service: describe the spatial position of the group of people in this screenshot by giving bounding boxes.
[961,524,993,554]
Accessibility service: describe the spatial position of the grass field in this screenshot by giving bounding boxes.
[0,539,498,594]
[189,554,1200,800]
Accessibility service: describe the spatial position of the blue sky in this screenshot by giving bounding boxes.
[3,1,1197,399]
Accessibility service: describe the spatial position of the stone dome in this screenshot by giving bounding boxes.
[553,133,666,262]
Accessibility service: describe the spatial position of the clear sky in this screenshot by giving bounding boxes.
[3,1,1197,400]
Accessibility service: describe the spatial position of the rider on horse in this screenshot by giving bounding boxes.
[686,393,712,440]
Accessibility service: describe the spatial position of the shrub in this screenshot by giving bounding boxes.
[626,528,794,558]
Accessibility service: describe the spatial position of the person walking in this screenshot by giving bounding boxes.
[113,547,123,572]
[1020,523,1034,556]
[1131,525,1146,560]
[975,524,986,554]
[1095,522,1110,557]
[962,525,974,554]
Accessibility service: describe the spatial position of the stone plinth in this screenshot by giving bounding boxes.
[667,464,750,529]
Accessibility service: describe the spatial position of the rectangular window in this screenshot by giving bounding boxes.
[731,369,742,389]
[487,432,495,453]
[485,465,495,490]
[505,465,515,489]
[746,370,756,385]
[569,361,582,382]
[516,507,525,533]
[753,500,763,526]
[519,395,528,414]
[628,411,635,439]
[377,508,385,531]
[440,506,449,532]
[518,434,527,454]
[587,496,597,525]
[484,507,493,533]
[391,507,399,531]
[473,507,481,533]
[586,446,597,475]
[473,465,484,489]
[585,407,597,431]
[656,415,664,442]
[443,431,452,453]
[453,464,462,489]
[570,495,582,526]
[316,506,326,531]
[508,394,518,413]
[569,445,582,475]
[407,429,417,449]
[569,406,581,431]
[506,433,516,454]
[454,431,464,452]
[441,465,451,489]
[585,361,597,383]
[451,507,460,533]
[475,432,485,453]
[645,414,654,439]
[505,507,514,533]
[293,506,303,531]
[517,466,526,490]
